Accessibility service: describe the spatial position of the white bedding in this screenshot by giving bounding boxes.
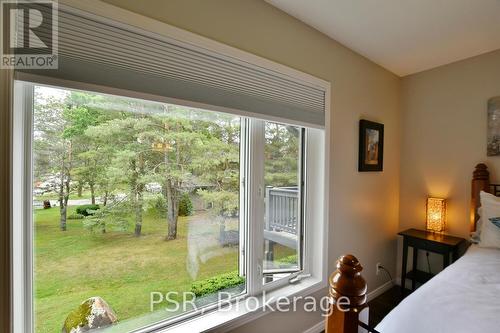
[376,245,500,333]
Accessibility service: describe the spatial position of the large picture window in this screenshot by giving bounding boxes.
[12,83,321,333]
[7,4,329,332]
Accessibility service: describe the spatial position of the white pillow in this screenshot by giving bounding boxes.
[478,191,500,248]
[477,206,483,232]
[470,206,483,243]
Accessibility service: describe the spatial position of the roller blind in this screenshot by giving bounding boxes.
[16,5,326,127]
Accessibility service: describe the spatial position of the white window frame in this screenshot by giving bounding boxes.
[12,81,34,333]
[11,2,331,332]
[12,80,327,333]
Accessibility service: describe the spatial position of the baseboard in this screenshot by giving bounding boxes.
[367,279,395,301]
[303,280,395,333]
[303,321,324,333]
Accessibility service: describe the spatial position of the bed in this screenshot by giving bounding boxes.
[377,163,500,333]
[376,244,500,332]
[325,163,500,333]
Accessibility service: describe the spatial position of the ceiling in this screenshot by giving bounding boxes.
[266,0,500,76]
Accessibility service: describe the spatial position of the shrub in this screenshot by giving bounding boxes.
[76,204,100,217]
[277,254,298,266]
[197,189,238,217]
[178,193,193,216]
[146,194,168,218]
[68,213,84,220]
[190,271,245,297]
[83,201,130,233]
[277,254,297,264]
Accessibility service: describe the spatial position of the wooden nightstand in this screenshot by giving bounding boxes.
[398,228,467,294]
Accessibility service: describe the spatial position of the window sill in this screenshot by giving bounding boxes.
[161,277,325,333]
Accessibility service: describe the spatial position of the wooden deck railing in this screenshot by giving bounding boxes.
[326,254,373,333]
[265,186,299,235]
[263,186,299,264]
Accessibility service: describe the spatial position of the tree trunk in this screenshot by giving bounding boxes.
[135,190,143,237]
[130,159,138,236]
[59,174,70,231]
[161,184,168,219]
[60,205,67,231]
[103,190,108,206]
[59,187,66,231]
[61,141,72,230]
[130,158,144,237]
[166,181,179,240]
[77,182,83,197]
[89,182,96,205]
[59,155,67,231]
[161,146,168,218]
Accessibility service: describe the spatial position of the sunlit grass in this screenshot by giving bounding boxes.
[34,207,239,333]
[34,207,295,333]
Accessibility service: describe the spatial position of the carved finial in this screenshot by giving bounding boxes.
[473,163,489,180]
[329,254,367,309]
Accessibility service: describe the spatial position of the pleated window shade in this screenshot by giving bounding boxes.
[16,5,326,127]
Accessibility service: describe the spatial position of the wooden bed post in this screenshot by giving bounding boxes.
[326,254,368,333]
[471,163,490,232]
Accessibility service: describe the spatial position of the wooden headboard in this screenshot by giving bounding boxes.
[471,163,492,232]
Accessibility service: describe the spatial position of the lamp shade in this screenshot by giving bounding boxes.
[426,197,446,232]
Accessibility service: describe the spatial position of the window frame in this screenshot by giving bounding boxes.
[12,81,35,333]
[12,79,327,333]
[261,125,305,283]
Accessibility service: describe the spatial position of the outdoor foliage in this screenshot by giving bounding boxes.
[146,194,168,218]
[277,254,298,266]
[31,86,301,332]
[76,204,100,216]
[264,122,300,187]
[34,88,243,239]
[190,271,245,297]
[83,199,131,233]
[33,87,299,239]
[178,193,193,216]
[67,213,84,220]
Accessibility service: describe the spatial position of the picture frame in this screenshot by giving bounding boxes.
[487,96,500,156]
[358,119,384,172]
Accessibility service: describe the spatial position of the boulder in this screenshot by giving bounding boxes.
[62,297,117,333]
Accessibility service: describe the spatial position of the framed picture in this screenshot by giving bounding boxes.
[359,120,384,172]
[487,96,500,156]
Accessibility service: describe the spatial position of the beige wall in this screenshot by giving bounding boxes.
[398,49,500,277]
[97,0,401,331]
[400,50,500,239]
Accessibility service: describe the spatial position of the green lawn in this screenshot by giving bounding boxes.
[34,207,240,333]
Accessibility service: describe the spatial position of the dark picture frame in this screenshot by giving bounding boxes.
[358,120,384,172]
[487,96,500,156]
